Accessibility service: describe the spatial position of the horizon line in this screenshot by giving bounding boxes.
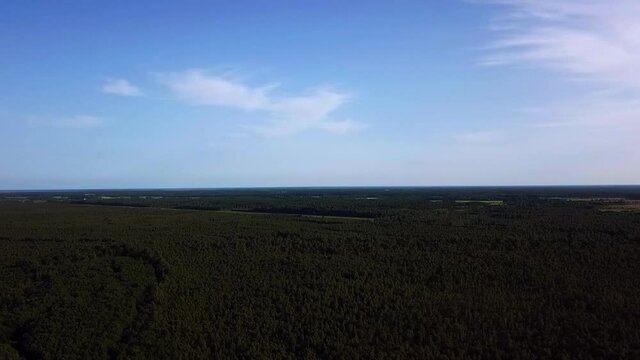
[2,184,640,193]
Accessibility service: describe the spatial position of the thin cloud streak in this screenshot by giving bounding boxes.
[102,78,144,96]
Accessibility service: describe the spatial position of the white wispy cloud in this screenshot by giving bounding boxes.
[480,0,640,133]
[468,0,640,183]
[29,115,106,129]
[102,78,143,96]
[482,0,640,90]
[159,70,360,136]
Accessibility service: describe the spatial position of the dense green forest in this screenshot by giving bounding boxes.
[1,187,639,359]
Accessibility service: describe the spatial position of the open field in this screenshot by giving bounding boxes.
[1,186,640,359]
[600,200,640,213]
[454,200,504,205]
[216,209,374,221]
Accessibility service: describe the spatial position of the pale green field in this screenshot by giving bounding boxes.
[600,202,640,213]
[455,200,504,205]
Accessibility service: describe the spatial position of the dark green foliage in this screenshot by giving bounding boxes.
[0,237,161,359]
[1,187,639,359]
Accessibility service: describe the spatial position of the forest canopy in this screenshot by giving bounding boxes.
[1,187,639,359]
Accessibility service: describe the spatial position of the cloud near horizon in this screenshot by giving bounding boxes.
[102,78,143,97]
[159,70,361,136]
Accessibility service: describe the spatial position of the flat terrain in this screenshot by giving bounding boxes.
[1,187,640,359]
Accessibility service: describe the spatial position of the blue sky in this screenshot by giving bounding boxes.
[1,0,639,189]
